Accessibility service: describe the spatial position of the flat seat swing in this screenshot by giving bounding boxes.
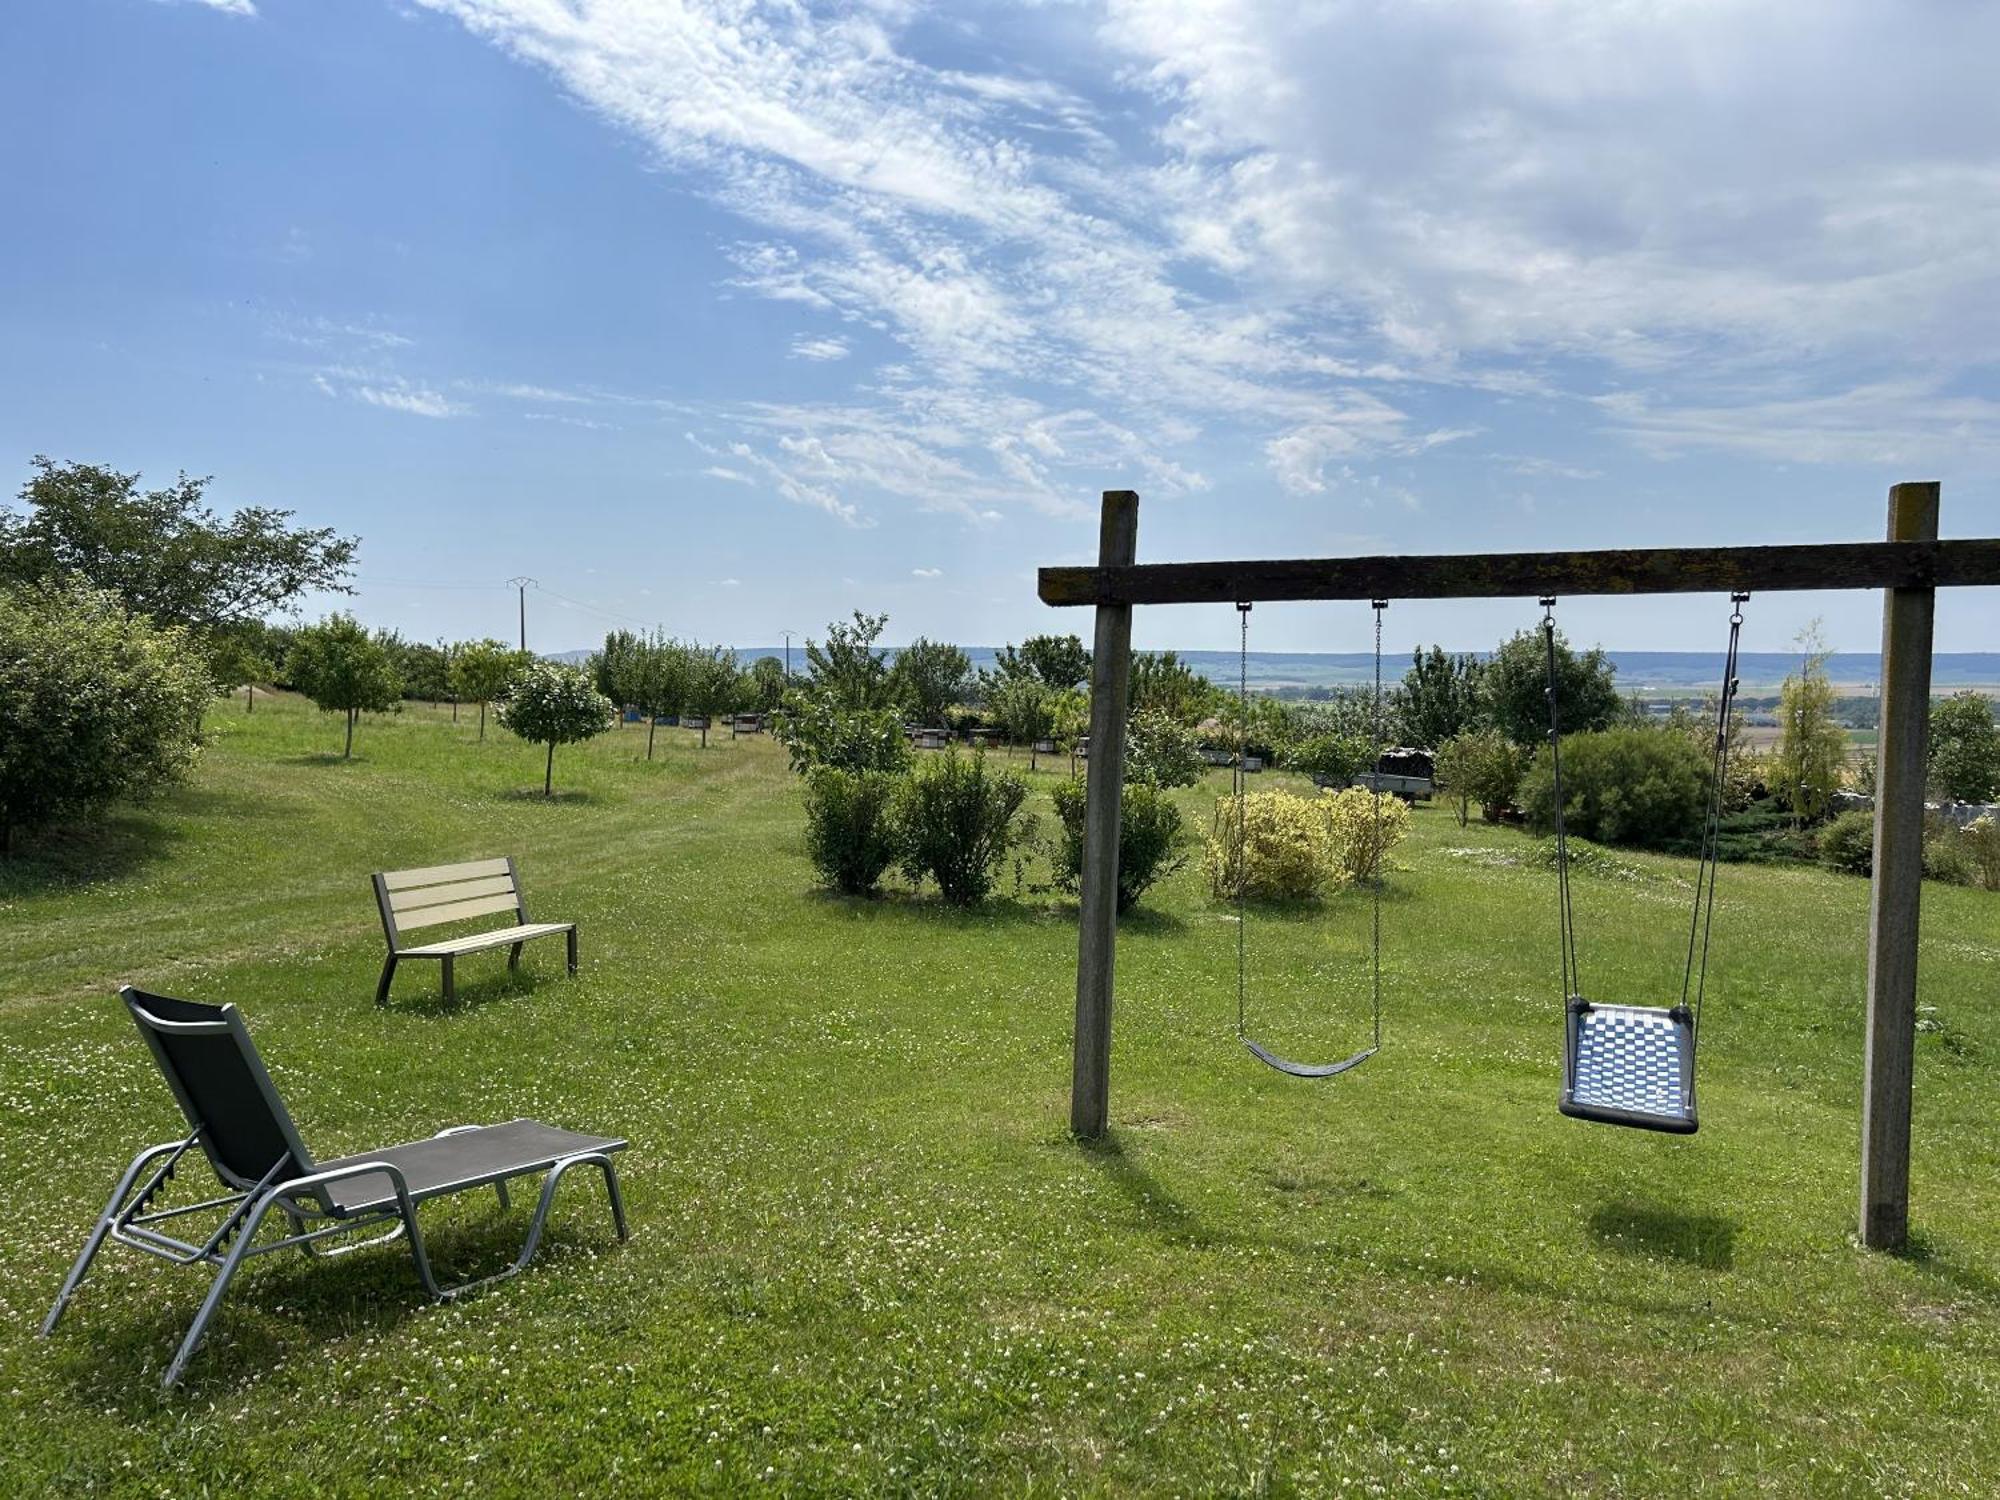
[1541,593,1747,1134]
[1231,600,1388,1079]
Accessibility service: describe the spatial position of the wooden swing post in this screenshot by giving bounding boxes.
[1048,484,1998,1252]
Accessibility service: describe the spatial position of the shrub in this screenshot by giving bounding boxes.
[802,767,900,895]
[497,661,615,797]
[286,613,402,758]
[772,690,910,776]
[450,638,533,742]
[1963,816,2000,892]
[1285,733,1368,787]
[892,750,1028,905]
[1517,726,1709,850]
[0,583,210,855]
[1923,826,1975,888]
[1206,790,1336,902]
[1049,777,1189,912]
[987,674,1055,748]
[1126,708,1205,789]
[1321,786,1411,883]
[1816,809,1874,875]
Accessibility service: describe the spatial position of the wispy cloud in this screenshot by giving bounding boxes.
[911,566,942,578]
[316,369,464,419]
[789,335,850,361]
[160,0,257,16]
[702,465,753,484]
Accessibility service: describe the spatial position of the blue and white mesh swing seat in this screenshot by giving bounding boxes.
[1541,593,1747,1135]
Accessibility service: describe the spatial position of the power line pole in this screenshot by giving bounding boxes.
[781,630,795,679]
[507,577,536,652]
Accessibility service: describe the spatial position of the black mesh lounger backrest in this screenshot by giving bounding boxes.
[120,987,318,1192]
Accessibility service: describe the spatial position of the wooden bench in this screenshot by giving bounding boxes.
[372,858,577,1006]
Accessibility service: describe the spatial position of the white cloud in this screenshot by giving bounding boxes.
[416,0,2000,500]
[702,465,753,483]
[314,368,464,418]
[789,335,850,361]
[160,0,257,16]
[718,577,742,587]
[911,567,942,578]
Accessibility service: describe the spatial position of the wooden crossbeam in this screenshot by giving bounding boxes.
[1039,538,2000,607]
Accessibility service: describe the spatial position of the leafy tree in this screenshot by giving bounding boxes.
[805,611,893,709]
[1928,691,2000,803]
[392,637,453,705]
[988,674,1055,748]
[1484,625,1621,748]
[1769,627,1849,824]
[1397,646,1486,749]
[995,633,1090,691]
[285,615,402,758]
[0,583,211,855]
[1126,708,1205,788]
[207,628,275,714]
[1129,650,1215,724]
[450,639,531,742]
[890,637,972,725]
[746,656,788,713]
[1049,689,1089,752]
[592,630,647,716]
[682,643,742,747]
[1432,728,1531,826]
[498,661,614,797]
[2,457,357,635]
[772,691,910,776]
[632,632,688,760]
[1284,733,1369,788]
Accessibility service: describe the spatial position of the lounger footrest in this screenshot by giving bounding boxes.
[314,1120,626,1215]
[398,922,574,958]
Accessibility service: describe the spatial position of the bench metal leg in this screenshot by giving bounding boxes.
[566,928,579,977]
[507,942,524,972]
[440,955,455,1003]
[375,954,398,1007]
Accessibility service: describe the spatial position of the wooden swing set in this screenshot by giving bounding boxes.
[1039,483,2000,1251]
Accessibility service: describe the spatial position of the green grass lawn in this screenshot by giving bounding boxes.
[2,694,1997,1496]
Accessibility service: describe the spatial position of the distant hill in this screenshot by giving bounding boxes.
[549,647,2000,695]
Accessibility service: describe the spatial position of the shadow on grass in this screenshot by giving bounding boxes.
[384,965,548,1017]
[0,787,274,896]
[1890,1228,2000,1306]
[801,885,1195,933]
[1074,1131,1213,1245]
[1589,1200,1738,1270]
[46,1208,621,1410]
[496,788,601,805]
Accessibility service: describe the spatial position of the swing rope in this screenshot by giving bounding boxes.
[1679,593,1749,1046]
[1540,599,1581,1005]
[1233,599,1387,1077]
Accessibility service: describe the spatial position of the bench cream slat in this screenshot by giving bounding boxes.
[381,857,513,892]
[401,922,573,958]
[392,891,524,930]
[389,874,518,914]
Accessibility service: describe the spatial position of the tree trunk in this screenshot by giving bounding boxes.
[246,683,254,714]
[344,708,356,758]
[647,716,657,759]
[451,696,458,723]
[478,702,487,742]
[544,742,555,797]
[700,722,709,749]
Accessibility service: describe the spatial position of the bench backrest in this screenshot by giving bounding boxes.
[373,857,526,950]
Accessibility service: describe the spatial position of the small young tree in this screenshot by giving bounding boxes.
[988,675,1055,759]
[1397,646,1487,749]
[1126,708,1206,788]
[682,643,741,748]
[592,629,647,723]
[394,638,453,706]
[1484,626,1621,747]
[889,637,972,725]
[1432,729,1531,826]
[285,614,402,758]
[0,583,211,855]
[1129,650,1215,724]
[450,639,532,742]
[1929,691,2000,803]
[206,629,274,714]
[746,655,788,713]
[1769,625,1849,824]
[804,611,893,709]
[633,633,689,760]
[498,661,614,797]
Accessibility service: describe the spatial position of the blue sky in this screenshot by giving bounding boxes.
[2,0,1995,657]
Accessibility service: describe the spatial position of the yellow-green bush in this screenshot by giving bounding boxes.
[1963,816,2000,892]
[1206,787,1409,900]
[1322,786,1411,882]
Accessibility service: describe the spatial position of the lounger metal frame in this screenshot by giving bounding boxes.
[40,989,628,1388]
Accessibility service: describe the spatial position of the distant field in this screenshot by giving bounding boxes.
[1,696,1996,1494]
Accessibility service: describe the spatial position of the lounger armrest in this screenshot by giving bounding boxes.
[272,1158,416,1220]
